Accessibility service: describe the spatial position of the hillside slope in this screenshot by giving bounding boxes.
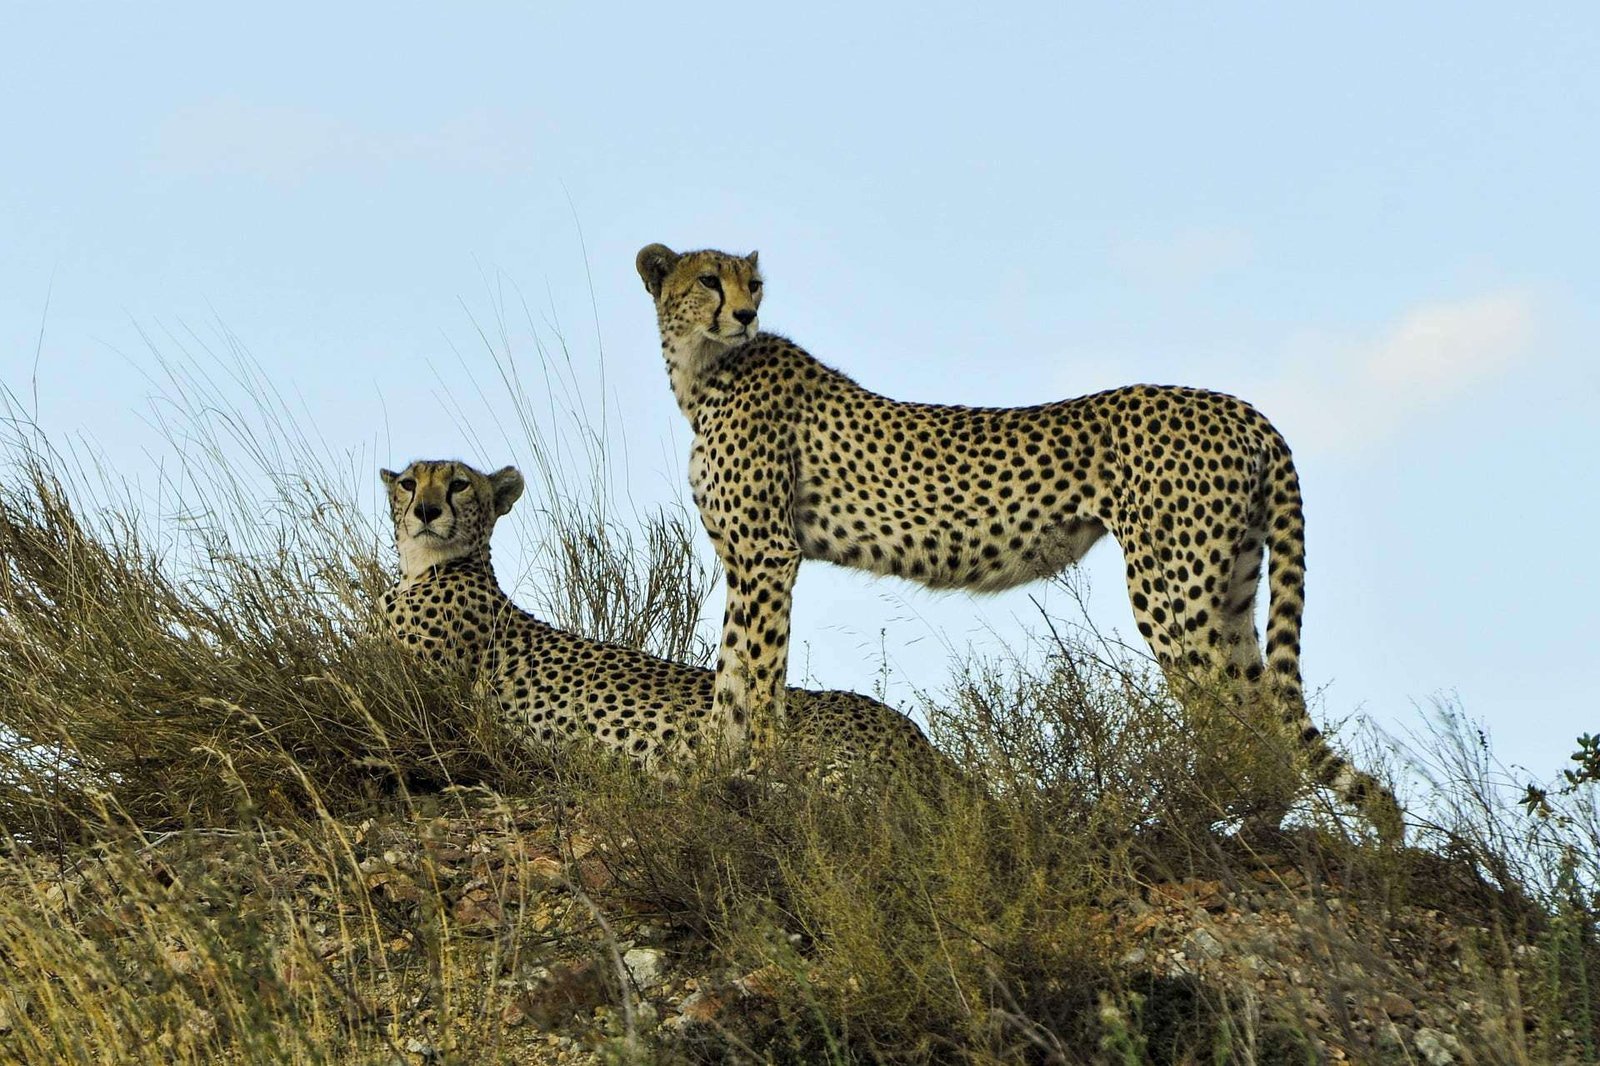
[0,782,1589,1064]
[0,440,1595,1063]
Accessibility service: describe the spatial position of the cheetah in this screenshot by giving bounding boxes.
[380,458,950,785]
[636,242,1403,840]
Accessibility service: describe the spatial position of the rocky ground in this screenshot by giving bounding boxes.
[1,789,1581,1064]
[1096,858,1557,1063]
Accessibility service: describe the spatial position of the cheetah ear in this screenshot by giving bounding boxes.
[746,250,759,268]
[380,468,399,487]
[487,466,525,516]
[636,243,680,298]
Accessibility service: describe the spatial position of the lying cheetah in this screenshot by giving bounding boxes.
[636,243,1402,840]
[380,458,949,784]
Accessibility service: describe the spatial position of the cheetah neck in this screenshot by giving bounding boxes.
[660,330,740,418]
[396,544,494,588]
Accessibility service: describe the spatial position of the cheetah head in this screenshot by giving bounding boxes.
[636,243,763,351]
[380,459,524,578]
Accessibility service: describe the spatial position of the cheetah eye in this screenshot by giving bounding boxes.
[748,279,762,294]
[698,274,722,291]
[448,479,470,494]
[399,478,416,492]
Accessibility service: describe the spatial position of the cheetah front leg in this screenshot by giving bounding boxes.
[714,542,801,765]
[690,431,801,767]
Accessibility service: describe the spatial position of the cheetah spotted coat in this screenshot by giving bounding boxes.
[380,459,950,785]
[637,243,1402,840]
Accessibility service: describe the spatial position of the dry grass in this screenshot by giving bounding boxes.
[0,445,535,839]
[0,346,1597,1063]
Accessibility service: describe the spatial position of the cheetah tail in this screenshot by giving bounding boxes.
[1265,449,1405,843]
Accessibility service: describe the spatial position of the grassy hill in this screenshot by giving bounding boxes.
[0,404,1595,1064]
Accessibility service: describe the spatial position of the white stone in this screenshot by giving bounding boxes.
[1184,927,1225,960]
[623,947,666,989]
[1414,1027,1463,1065]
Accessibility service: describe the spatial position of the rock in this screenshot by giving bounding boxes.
[670,989,724,1028]
[523,960,609,1028]
[1151,879,1226,911]
[1184,927,1225,960]
[451,883,504,929]
[1414,1027,1463,1065]
[1380,992,1416,1019]
[181,1008,217,1043]
[1119,947,1147,966]
[1251,866,1307,889]
[623,947,666,989]
[734,964,786,999]
[160,939,199,976]
[576,854,614,892]
[526,854,565,885]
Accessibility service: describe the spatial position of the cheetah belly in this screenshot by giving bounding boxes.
[792,469,1107,592]
[972,516,1108,591]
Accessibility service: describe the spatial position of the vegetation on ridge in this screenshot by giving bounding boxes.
[0,349,1596,1063]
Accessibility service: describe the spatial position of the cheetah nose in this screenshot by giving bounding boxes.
[414,503,443,524]
[732,309,756,326]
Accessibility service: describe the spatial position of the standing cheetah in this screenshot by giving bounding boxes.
[636,243,1402,839]
[380,458,949,784]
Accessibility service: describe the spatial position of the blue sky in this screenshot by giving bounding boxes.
[2,4,1595,778]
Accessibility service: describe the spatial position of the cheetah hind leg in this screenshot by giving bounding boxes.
[1221,541,1403,842]
[1216,533,1305,840]
[1123,526,1302,837]
[1225,620,1404,845]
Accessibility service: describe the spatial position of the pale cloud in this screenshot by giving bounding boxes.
[1111,227,1256,286]
[1251,290,1536,453]
[151,98,536,182]
[1364,291,1532,391]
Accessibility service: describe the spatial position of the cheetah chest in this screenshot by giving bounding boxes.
[686,437,721,540]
